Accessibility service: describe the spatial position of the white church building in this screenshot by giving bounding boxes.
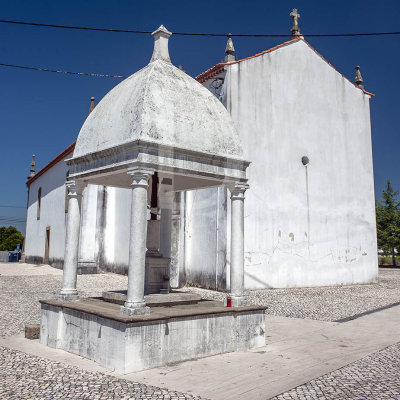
[24,14,378,290]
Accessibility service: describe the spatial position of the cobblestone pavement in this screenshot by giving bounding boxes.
[184,269,400,321]
[0,268,128,337]
[272,342,400,400]
[0,346,207,400]
[1,266,400,337]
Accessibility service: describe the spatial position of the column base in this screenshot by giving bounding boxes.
[120,302,150,316]
[229,296,250,307]
[57,290,79,302]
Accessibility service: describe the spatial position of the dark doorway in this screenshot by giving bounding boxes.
[44,227,50,264]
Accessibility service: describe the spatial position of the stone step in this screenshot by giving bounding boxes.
[102,290,202,307]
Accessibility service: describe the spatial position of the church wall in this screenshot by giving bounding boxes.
[78,184,100,273]
[184,187,227,290]
[102,186,131,274]
[223,39,377,288]
[25,156,70,267]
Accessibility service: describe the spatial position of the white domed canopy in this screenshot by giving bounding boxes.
[60,27,250,316]
[73,26,242,159]
[68,25,249,191]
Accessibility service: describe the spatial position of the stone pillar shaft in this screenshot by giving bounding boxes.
[230,182,249,307]
[121,167,153,316]
[58,180,85,301]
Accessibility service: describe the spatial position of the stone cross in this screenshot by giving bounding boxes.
[290,8,301,36]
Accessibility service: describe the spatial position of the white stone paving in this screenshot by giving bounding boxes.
[272,342,400,399]
[0,346,207,400]
[184,268,400,321]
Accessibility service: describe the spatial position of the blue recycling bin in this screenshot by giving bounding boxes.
[8,251,21,262]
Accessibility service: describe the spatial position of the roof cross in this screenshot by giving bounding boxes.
[290,8,301,36]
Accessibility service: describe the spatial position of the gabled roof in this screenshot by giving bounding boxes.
[196,37,301,83]
[196,37,374,97]
[25,142,76,186]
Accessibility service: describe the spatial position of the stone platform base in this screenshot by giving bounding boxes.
[102,290,202,306]
[40,298,266,373]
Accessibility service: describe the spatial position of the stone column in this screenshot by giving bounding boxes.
[170,192,182,288]
[120,167,154,316]
[58,180,86,301]
[229,182,249,307]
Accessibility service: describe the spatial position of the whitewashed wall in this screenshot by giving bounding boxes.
[226,40,377,288]
[25,153,106,273]
[102,187,131,273]
[184,187,227,290]
[25,156,70,267]
[78,185,100,273]
[190,39,378,289]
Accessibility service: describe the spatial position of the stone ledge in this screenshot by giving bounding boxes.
[102,290,202,306]
[40,299,266,373]
[39,298,267,325]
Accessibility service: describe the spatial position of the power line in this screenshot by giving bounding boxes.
[0,205,26,208]
[0,19,400,38]
[0,63,126,78]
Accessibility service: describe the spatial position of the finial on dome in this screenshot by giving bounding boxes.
[28,154,36,179]
[178,65,187,74]
[224,34,235,62]
[88,97,96,115]
[354,65,364,88]
[290,8,301,36]
[150,25,172,63]
[89,97,95,115]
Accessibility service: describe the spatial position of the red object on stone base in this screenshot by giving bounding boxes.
[226,297,232,307]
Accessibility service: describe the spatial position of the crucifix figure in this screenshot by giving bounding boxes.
[290,8,301,36]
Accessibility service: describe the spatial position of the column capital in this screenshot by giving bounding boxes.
[127,166,154,188]
[229,182,249,200]
[66,179,86,198]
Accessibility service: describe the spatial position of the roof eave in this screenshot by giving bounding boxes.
[25,142,76,186]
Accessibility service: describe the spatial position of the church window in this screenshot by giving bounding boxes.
[37,187,42,220]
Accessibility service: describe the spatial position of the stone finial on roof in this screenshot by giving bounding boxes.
[89,97,95,115]
[28,154,36,179]
[150,25,172,63]
[224,34,235,62]
[178,65,187,74]
[290,8,301,36]
[354,65,364,88]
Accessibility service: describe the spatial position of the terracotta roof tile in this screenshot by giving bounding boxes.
[26,142,76,186]
[196,37,301,83]
[196,37,374,97]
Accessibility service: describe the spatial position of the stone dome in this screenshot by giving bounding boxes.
[73,26,243,159]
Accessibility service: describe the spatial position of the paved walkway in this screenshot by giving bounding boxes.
[121,305,400,399]
[1,263,400,399]
[1,304,399,399]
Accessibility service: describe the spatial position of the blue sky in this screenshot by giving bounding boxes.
[0,0,399,233]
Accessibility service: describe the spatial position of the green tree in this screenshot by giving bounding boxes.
[376,180,400,266]
[0,226,24,251]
